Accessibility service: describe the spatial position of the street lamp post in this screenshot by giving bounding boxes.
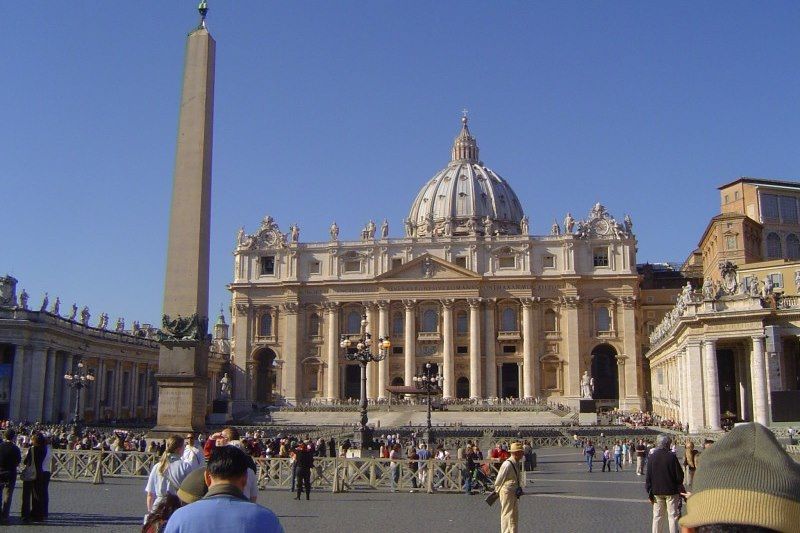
[339,313,390,450]
[413,362,443,443]
[63,360,95,435]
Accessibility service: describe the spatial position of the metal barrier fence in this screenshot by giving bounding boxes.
[50,450,158,482]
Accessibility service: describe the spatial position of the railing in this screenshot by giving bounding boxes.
[50,450,158,481]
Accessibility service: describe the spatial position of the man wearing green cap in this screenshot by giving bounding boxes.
[680,423,800,533]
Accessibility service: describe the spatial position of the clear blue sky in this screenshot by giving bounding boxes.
[3,1,799,325]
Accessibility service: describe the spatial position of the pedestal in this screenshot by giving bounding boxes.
[355,427,375,450]
[578,399,597,426]
[151,344,209,435]
[208,398,233,424]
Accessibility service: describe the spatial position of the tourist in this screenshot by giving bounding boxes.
[40,433,53,518]
[635,439,647,475]
[583,440,596,472]
[683,440,698,486]
[645,435,683,533]
[327,436,336,457]
[788,426,796,445]
[613,441,623,472]
[493,441,525,533]
[463,445,477,494]
[389,443,402,492]
[164,446,283,533]
[145,435,196,519]
[20,432,47,522]
[0,429,21,524]
[601,446,611,472]
[182,433,203,469]
[407,444,419,492]
[416,443,431,488]
[680,423,800,533]
[294,442,314,500]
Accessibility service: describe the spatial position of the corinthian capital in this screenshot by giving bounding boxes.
[467,297,482,308]
[281,302,299,314]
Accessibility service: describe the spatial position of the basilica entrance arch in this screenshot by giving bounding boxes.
[344,365,361,400]
[253,348,276,404]
[591,344,619,401]
[456,377,469,399]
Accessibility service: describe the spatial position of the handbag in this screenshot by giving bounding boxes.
[20,447,37,482]
[484,491,499,506]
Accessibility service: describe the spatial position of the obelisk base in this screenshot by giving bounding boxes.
[151,344,209,435]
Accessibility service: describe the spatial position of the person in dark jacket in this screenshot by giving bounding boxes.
[0,429,22,524]
[328,437,336,458]
[645,435,684,533]
[294,443,314,500]
[21,433,47,522]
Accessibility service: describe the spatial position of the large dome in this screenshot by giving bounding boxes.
[406,117,526,238]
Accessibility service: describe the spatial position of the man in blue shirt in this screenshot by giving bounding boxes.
[165,446,283,533]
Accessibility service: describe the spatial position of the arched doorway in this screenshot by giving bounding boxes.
[456,377,469,399]
[591,344,619,401]
[391,377,404,386]
[344,365,361,400]
[501,363,519,398]
[254,348,276,404]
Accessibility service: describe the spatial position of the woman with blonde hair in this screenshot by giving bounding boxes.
[144,435,197,520]
[683,439,698,486]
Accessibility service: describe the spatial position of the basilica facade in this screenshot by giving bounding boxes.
[228,118,645,411]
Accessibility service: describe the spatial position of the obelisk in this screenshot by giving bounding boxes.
[152,2,215,434]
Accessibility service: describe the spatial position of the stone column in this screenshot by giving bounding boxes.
[621,300,639,408]
[61,353,74,420]
[564,298,581,398]
[517,362,524,398]
[26,346,48,422]
[282,303,300,403]
[484,299,497,398]
[676,350,686,426]
[10,344,25,421]
[750,336,770,426]
[496,363,503,397]
[468,298,482,399]
[325,302,340,401]
[703,339,721,431]
[403,300,416,388]
[441,299,455,399]
[42,350,57,422]
[684,341,705,433]
[378,301,390,400]
[521,299,534,399]
[617,357,627,401]
[366,303,379,400]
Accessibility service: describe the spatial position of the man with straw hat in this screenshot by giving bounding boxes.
[493,441,525,533]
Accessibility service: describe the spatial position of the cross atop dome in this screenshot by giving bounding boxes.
[451,111,480,163]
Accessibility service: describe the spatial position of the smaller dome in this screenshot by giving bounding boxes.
[406,117,526,238]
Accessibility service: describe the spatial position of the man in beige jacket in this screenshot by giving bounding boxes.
[494,442,525,533]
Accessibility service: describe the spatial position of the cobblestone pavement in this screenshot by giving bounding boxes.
[4,448,653,532]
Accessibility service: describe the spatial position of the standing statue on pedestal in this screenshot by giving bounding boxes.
[289,223,300,243]
[68,303,77,320]
[564,213,575,234]
[18,289,29,310]
[115,317,125,332]
[51,297,60,316]
[405,218,414,237]
[220,372,231,398]
[40,292,49,312]
[580,371,594,399]
[80,306,90,326]
[330,221,339,241]
[380,219,389,239]
[551,220,560,236]
[520,215,529,235]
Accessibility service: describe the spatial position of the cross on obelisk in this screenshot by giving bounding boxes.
[152,3,215,434]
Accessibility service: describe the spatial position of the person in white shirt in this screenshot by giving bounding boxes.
[181,433,203,469]
[144,435,197,517]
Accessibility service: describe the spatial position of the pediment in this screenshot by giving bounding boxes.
[376,254,482,281]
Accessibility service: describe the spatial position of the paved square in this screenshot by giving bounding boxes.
[4,448,653,532]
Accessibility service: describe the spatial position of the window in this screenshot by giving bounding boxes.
[344,260,361,273]
[788,234,800,259]
[308,261,321,275]
[766,233,782,258]
[543,309,557,332]
[767,273,784,289]
[308,313,320,337]
[260,314,272,336]
[260,256,275,275]
[726,235,736,250]
[593,247,609,267]
[646,323,656,335]
[498,256,516,269]
[781,196,798,224]
[502,345,516,354]
[501,307,517,331]
[596,307,611,332]
[392,346,403,355]
[308,369,318,391]
[346,311,362,334]
[391,258,403,269]
[724,194,729,203]
[392,312,404,336]
[735,191,740,200]
[456,346,468,354]
[454,256,467,268]
[543,255,555,268]
[421,309,438,332]
[762,194,780,221]
[456,311,468,335]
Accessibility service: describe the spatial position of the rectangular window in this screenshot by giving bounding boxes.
[768,273,784,288]
[308,261,321,275]
[454,256,467,268]
[502,345,516,354]
[724,194,729,203]
[344,260,361,273]
[725,235,736,250]
[456,346,468,354]
[780,196,798,223]
[260,256,275,275]
[542,255,555,268]
[391,258,403,269]
[309,370,318,391]
[761,193,780,221]
[734,191,740,200]
[498,256,516,269]
[593,247,609,267]
[392,346,403,355]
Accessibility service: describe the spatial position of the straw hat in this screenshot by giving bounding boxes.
[509,442,524,453]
